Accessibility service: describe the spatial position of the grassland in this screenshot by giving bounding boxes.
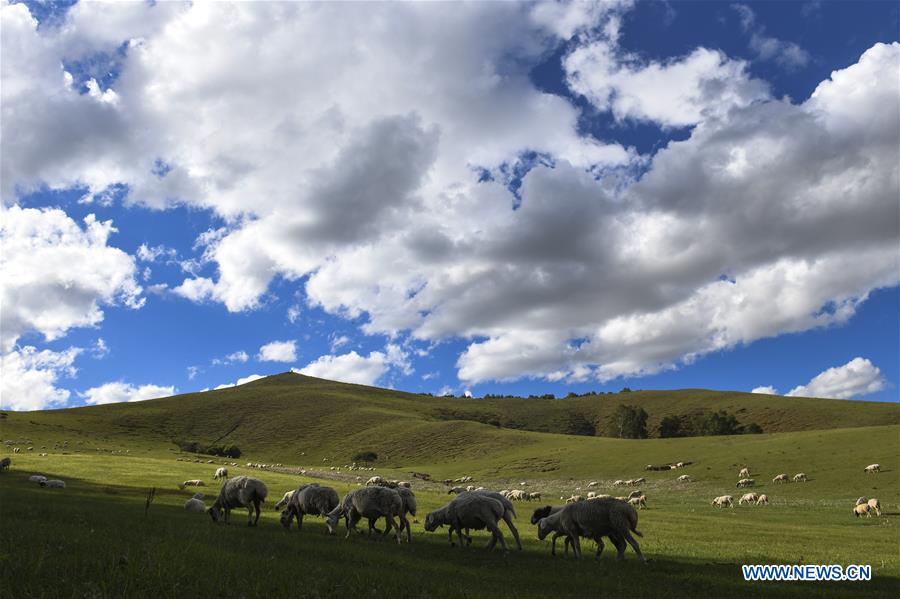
[1,373,899,597]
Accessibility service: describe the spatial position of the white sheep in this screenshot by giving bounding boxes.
[612,480,625,487]
[179,479,206,490]
[528,492,541,501]
[326,486,403,542]
[565,495,584,504]
[587,481,599,487]
[40,479,65,488]
[208,476,268,526]
[214,467,228,480]
[711,495,734,508]
[867,498,881,516]
[677,474,692,482]
[793,473,808,483]
[736,478,755,488]
[506,489,527,501]
[628,495,647,509]
[365,476,385,486]
[536,498,645,561]
[627,490,643,499]
[632,477,646,484]
[853,503,871,518]
[772,474,789,484]
[739,467,750,479]
[274,490,296,511]
[587,492,597,499]
[756,494,769,506]
[447,486,466,495]
[281,484,340,532]
[185,498,206,513]
[28,475,47,484]
[466,485,476,492]
[738,492,759,505]
[863,463,880,474]
[424,493,508,550]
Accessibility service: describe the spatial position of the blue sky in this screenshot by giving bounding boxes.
[1,0,898,409]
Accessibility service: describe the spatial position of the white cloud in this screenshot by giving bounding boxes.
[136,243,177,263]
[733,4,810,69]
[186,365,200,380]
[329,335,350,352]
[751,385,778,395]
[0,346,81,411]
[787,358,887,399]
[212,350,249,366]
[80,381,176,406]
[287,304,302,323]
[257,340,297,363]
[91,338,109,359]
[565,43,769,127]
[213,373,265,390]
[0,205,143,352]
[295,344,411,386]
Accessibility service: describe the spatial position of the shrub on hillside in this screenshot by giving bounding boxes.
[608,404,648,439]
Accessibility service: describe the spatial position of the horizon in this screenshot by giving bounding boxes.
[2,0,898,410]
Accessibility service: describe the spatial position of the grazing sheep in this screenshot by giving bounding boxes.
[612,480,625,487]
[736,478,755,488]
[587,492,597,500]
[179,480,206,490]
[633,477,646,484]
[365,476,385,487]
[447,486,466,495]
[853,504,871,518]
[0,457,10,472]
[40,479,65,488]
[398,481,412,489]
[274,490,296,511]
[864,463,880,474]
[325,486,403,543]
[793,473,808,483]
[537,498,644,561]
[587,481,599,487]
[627,490,643,499]
[506,489,527,501]
[589,494,612,501]
[677,474,692,482]
[628,495,647,509]
[28,475,47,484]
[214,467,228,481]
[566,495,584,504]
[394,487,418,543]
[772,474,789,484]
[739,467,750,479]
[466,485,476,492]
[528,492,541,501]
[281,484,340,531]
[425,493,508,551]
[738,493,759,505]
[856,497,868,506]
[711,495,734,508]
[208,476,268,526]
[185,498,206,513]
[471,490,522,550]
[867,498,882,516]
[756,494,769,506]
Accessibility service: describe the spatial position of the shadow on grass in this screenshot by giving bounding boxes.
[1,473,898,599]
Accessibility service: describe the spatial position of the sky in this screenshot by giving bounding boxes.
[1,0,898,410]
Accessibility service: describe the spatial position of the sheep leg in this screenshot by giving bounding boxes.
[622,531,646,562]
[253,498,261,526]
[296,513,304,531]
[455,524,467,548]
[502,512,523,550]
[594,537,605,559]
[346,512,361,538]
[400,515,411,543]
[385,515,400,544]
[571,534,582,559]
[487,522,507,551]
[610,535,627,560]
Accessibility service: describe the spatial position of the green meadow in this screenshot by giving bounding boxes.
[1,373,898,597]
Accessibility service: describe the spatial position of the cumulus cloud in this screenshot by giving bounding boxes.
[212,350,249,366]
[0,346,81,411]
[751,386,778,395]
[0,205,143,352]
[257,341,297,363]
[80,381,176,405]
[213,373,265,390]
[296,344,411,386]
[787,358,887,399]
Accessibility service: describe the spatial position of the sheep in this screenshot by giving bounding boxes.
[40,479,65,488]
[528,492,541,501]
[587,492,597,500]
[589,494,612,501]
[471,490,522,550]
[506,489,527,501]
[274,490,296,511]
[28,475,47,484]
[739,467,750,479]
[772,474,789,484]
[185,498,206,513]
[13,448,20,453]
[756,494,769,506]
[867,498,881,516]
[677,474,692,482]
[736,478,755,488]
[612,480,625,487]
[213,467,228,481]
[179,480,206,490]
[397,481,412,489]
[536,498,644,561]
[281,484,340,531]
[628,495,647,510]
[394,487,418,543]
[365,476,385,486]
[466,485,476,492]
[856,496,868,506]
[793,473,808,482]
[208,476,268,526]
[425,493,508,551]
[325,486,403,543]
[0,457,10,471]
[711,495,734,508]
[863,463,880,474]
[632,477,646,484]
[738,493,759,505]
[853,504,871,518]
[587,481,599,487]
[627,490,643,499]
[447,486,466,494]
[565,495,584,504]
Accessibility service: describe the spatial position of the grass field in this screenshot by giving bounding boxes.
[1,374,899,597]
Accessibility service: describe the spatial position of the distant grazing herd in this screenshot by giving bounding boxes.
[0,451,887,557]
